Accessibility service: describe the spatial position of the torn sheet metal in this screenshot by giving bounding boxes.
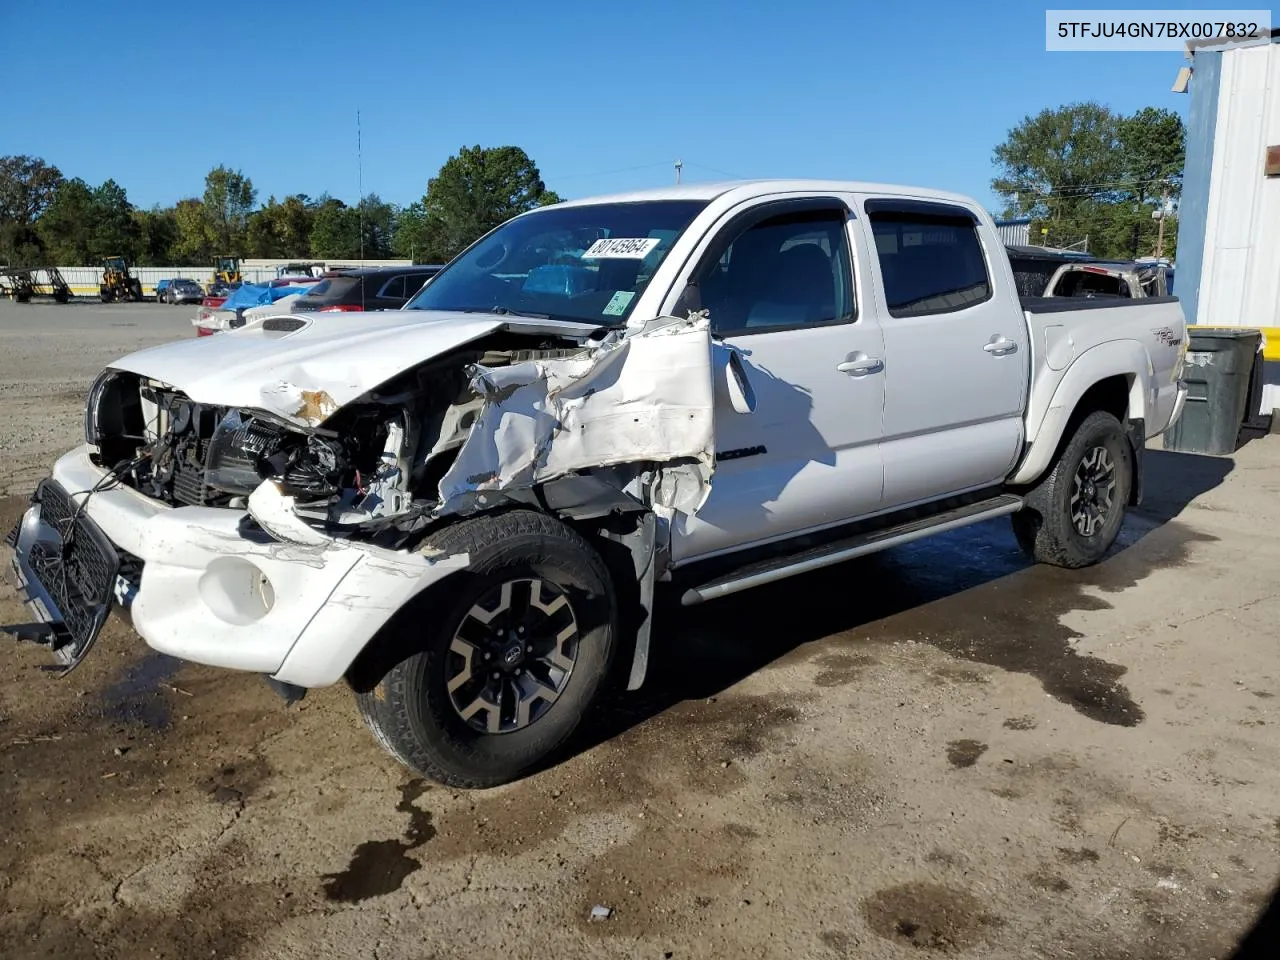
[437,315,715,517]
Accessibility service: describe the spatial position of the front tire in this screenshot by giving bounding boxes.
[1012,410,1132,568]
[354,509,617,788]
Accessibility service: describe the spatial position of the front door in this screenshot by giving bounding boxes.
[670,198,886,565]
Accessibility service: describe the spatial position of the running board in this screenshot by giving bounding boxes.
[680,494,1024,605]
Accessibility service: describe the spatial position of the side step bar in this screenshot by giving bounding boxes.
[681,494,1024,606]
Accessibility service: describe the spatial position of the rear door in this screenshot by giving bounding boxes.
[857,197,1029,507]
[667,195,886,564]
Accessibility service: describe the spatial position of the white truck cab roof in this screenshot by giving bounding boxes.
[551,179,983,209]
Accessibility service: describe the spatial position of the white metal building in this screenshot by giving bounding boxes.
[1176,30,1280,333]
[1175,28,1280,411]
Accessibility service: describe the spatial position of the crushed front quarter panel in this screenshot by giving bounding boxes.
[437,314,716,517]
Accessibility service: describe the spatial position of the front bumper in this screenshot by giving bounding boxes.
[6,446,466,687]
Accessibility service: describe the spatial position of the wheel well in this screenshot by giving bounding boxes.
[1073,375,1131,428]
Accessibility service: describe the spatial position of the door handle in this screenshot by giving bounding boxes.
[984,336,1018,356]
[836,356,884,376]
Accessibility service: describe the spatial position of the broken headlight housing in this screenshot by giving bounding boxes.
[203,410,288,494]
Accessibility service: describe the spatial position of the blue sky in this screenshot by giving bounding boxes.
[0,0,1201,214]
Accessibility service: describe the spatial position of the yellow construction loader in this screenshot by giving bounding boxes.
[99,257,143,302]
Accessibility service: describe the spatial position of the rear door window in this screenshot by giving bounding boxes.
[867,206,991,317]
[379,276,406,300]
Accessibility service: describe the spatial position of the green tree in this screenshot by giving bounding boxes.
[247,194,317,258]
[308,196,359,259]
[391,200,439,262]
[202,165,256,256]
[89,179,139,260]
[417,145,560,260]
[135,207,179,265]
[0,155,63,265]
[991,103,1185,259]
[173,198,215,263]
[357,194,396,258]
[0,155,64,227]
[37,178,96,264]
[308,194,396,259]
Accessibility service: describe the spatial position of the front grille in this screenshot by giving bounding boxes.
[27,481,120,661]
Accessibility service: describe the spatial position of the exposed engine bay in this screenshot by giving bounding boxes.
[84,331,595,544]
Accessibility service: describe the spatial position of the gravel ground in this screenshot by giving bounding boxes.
[1,302,1279,959]
[0,300,195,497]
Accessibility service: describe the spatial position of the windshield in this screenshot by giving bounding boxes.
[404,200,707,323]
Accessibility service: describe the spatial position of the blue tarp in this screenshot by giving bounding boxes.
[219,283,306,311]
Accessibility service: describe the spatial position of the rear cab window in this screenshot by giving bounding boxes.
[865,200,992,317]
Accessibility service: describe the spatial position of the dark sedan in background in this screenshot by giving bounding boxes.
[292,265,443,313]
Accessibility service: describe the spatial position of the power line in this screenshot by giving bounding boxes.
[552,161,673,183]
[681,160,744,180]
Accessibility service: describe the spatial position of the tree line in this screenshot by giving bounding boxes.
[2,105,1186,269]
[991,104,1185,259]
[0,145,560,267]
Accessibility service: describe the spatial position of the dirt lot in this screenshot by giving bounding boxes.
[2,300,1278,959]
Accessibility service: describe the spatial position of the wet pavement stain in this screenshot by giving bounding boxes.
[98,653,183,730]
[321,780,434,903]
[946,739,988,768]
[646,510,1213,739]
[811,652,877,687]
[1003,716,1038,730]
[202,756,274,807]
[925,849,960,867]
[1057,847,1101,865]
[862,882,1004,953]
[1028,869,1071,892]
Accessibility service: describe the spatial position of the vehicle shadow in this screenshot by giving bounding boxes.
[1230,881,1280,959]
[568,446,1234,757]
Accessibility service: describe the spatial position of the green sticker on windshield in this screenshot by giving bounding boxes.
[602,290,636,316]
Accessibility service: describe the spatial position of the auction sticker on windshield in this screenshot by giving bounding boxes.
[582,237,661,259]
[602,290,636,315]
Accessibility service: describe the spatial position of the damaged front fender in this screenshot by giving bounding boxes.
[437,314,716,519]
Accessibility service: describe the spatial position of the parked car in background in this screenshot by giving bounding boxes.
[160,278,205,305]
[193,279,320,336]
[153,279,173,302]
[292,265,444,313]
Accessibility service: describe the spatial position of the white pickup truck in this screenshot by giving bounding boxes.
[7,180,1188,787]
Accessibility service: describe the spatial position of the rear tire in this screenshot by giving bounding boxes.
[1012,410,1132,568]
[353,509,617,788]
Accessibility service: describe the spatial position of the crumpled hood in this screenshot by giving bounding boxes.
[111,311,532,427]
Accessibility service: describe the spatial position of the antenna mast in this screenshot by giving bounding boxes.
[357,109,365,262]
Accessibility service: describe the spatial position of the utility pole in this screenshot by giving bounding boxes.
[1155,182,1170,259]
[674,158,683,185]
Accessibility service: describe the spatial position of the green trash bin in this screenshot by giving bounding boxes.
[1164,327,1262,456]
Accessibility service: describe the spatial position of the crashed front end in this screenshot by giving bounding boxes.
[6,315,713,688]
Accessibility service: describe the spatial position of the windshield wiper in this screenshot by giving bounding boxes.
[459,306,552,319]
